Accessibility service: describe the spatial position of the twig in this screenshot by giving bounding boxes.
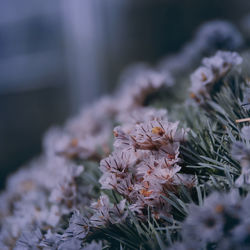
[235,118,250,123]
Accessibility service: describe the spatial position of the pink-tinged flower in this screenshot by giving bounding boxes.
[115,63,173,111]
[134,120,185,150]
[98,107,192,219]
[189,51,242,104]
[90,195,127,227]
[100,151,133,175]
[49,165,84,213]
[117,107,168,127]
[99,151,134,190]
[202,51,242,76]
[115,174,137,200]
[114,119,186,153]
[64,210,90,239]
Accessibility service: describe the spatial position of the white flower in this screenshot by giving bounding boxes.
[115,64,173,111]
[64,210,90,240]
[15,228,43,250]
[90,195,111,227]
[116,107,168,135]
[49,165,84,212]
[202,51,242,76]
[39,229,61,249]
[190,66,215,87]
[189,51,243,104]
[182,191,243,247]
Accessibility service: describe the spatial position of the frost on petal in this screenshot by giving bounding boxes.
[99,151,134,190]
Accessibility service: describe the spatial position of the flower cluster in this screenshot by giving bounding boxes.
[172,190,250,250]
[0,155,90,249]
[115,63,174,111]
[43,97,115,162]
[15,227,102,250]
[0,53,172,248]
[189,51,243,104]
[43,64,173,163]
[99,108,193,218]
[0,16,248,249]
[63,195,127,241]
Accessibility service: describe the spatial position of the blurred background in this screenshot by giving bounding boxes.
[1,0,250,188]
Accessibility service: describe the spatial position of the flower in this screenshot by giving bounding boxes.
[189,51,243,104]
[64,210,90,240]
[15,228,43,250]
[58,238,82,250]
[90,195,127,227]
[49,165,84,213]
[115,63,173,111]
[202,51,242,75]
[181,191,244,248]
[116,106,168,132]
[183,203,223,245]
[39,230,61,250]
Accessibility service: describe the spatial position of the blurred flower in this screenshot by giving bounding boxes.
[64,210,90,240]
[58,238,82,250]
[159,20,244,76]
[39,230,61,250]
[99,107,193,218]
[90,195,127,227]
[15,228,43,250]
[189,51,242,104]
[116,63,173,111]
[181,190,245,248]
[49,165,84,213]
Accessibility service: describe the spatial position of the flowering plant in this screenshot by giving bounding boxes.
[1,20,250,250]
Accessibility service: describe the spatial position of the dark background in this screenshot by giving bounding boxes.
[1,0,250,188]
